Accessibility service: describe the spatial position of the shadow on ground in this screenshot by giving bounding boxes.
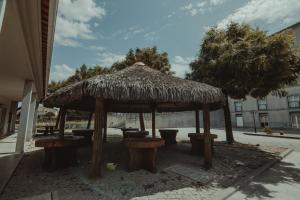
[233,158,300,199]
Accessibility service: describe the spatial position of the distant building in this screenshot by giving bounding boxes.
[229,22,300,129]
[0,0,58,152]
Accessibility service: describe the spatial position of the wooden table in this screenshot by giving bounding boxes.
[123,130,149,139]
[188,133,218,155]
[124,138,165,173]
[159,129,178,145]
[72,129,94,144]
[37,125,57,135]
[121,128,139,134]
[35,136,85,171]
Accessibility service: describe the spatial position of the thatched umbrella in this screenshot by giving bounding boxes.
[44,62,225,177]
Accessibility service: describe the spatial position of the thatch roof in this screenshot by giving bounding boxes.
[44,63,225,112]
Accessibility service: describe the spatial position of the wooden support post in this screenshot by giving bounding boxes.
[152,109,156,138]
[59,108,66,138]
[90,98,104,178]
[87,112,93,129]
[203,105,212,169]
[103,111,107,143]
[195,109,200,134]
[55,109,62,129]
[139,113,145,131]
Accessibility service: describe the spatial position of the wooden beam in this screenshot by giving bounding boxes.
[103,111,107,143]
[59,108,66,138]
[203,105,212,169]
[139,113,145,131]
[90,98,104,178]
[55,109,62,129]
[152,108,156,138]
[195,110,200,133]
[87,112,93,129]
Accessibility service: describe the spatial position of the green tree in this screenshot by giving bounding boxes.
[111,46,173,74]
[48,64,111,93]
[187,22,300,143]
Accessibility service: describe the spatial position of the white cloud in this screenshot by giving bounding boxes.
[91,46,125,67]
[50,64,75,82]
[123,26,145,40]
[144,31,160,42]
[217,0,300,29]
[181,0,226,16]
[171,56,194,78]
[55,0,106,47]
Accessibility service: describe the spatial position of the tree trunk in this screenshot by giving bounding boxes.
[224,96,234,144]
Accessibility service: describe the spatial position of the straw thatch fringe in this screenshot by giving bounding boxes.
[44,63,225,108]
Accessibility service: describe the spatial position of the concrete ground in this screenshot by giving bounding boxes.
[1,128,300,199]
[228,151,300,200]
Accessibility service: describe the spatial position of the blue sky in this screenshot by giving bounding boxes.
[50,0,300,81]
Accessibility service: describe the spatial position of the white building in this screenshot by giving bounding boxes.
[0,0,58,152]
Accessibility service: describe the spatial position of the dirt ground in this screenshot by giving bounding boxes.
[0,135,286,200]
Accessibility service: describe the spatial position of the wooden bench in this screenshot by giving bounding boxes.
[35,136,85,171]
[124,138,165,173]
[188,133,217,156]
[159,129,178,145]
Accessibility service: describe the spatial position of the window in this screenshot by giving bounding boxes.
[257,98,267,110]
[236,114,243,127]
[288,95,300,108]
[259,113,269,128]
[234,102,242,112]
[290,112,300,128]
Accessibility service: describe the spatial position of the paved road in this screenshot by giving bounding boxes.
[173,128,300,152]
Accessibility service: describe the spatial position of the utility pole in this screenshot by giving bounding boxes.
[252,111,257,133]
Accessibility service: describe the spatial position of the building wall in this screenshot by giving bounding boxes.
[229,85,300,129]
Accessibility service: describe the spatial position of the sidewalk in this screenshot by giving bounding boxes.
[228,151,300,200]
[0,134,23,195]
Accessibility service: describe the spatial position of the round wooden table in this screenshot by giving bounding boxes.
[188,133,217,155]
[121,128,139,133]
[124,138,165,173]
[123,131,149,139]
[159,129,178,145]
[72,129,94,144]
[35,136,85,171]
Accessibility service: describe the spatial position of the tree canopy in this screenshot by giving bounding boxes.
[187,22,300,99]
[111,46,173,75]
[48,64,111,93]
[187,22,300,143]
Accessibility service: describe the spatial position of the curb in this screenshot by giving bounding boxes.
[243,132,300,140]
[214,148,294,200]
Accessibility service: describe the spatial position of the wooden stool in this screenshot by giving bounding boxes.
[124,138,164,173]
[159,129,178,145]
[188,133,217,155]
